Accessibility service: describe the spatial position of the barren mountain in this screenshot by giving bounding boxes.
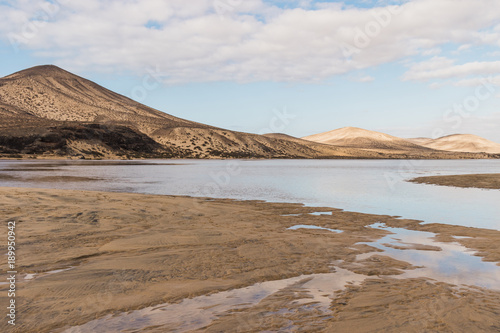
[0,65,377,159]
[0,65,497,159]
[302,127,431,152]
[0,65,204,131]
[409,134,500,154]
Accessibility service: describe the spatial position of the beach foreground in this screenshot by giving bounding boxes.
[1,188,500,332]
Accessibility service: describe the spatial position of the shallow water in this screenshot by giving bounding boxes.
[359,223,500,290]
[288,224,343,233]
[288,222,500,290]
[62,268,367,333]
[0,159,499,229]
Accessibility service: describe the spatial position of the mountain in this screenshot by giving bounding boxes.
[0,65,205,131]
[301,127,431,152]
[0,65,497,159]
[408,134,500,154]
[0,65,379,159]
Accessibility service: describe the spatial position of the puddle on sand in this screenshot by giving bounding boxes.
[309,212,333,216]
[281,212,333,217]
[62,268,366,333]
[288,225,343,234]
[360,223,500,290]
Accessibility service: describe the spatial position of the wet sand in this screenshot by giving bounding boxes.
[410,173,500,190]
[1,187,499,332]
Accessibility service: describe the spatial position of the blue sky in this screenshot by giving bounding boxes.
[1,0,500,141]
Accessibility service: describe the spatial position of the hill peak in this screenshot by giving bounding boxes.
[304,127,398,141]
[4,65,76,80]
[301,126,431,151]
[408,134,500,154]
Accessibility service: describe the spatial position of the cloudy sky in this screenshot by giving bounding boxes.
[1,0,500,141]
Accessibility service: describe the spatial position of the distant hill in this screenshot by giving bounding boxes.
[0,65,497,159]
[408,134,500,154]
[302,127,432,152]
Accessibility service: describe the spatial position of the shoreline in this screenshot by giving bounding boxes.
[1,187,500,332]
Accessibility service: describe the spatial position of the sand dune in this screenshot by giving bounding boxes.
[302,127,431,151]
[409,134,500,154]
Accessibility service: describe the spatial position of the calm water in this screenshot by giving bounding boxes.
[0,159,499,229]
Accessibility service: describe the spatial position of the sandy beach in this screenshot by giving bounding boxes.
[1,187,499,332]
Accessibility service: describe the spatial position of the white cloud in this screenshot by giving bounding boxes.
[2,0,500,83]
[403,58,500,81]
[431,112,500,143]
[454,76,500,87]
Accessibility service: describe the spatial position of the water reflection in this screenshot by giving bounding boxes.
[63,268,366,333]
[0,159,499,229]
[361,223,500,290]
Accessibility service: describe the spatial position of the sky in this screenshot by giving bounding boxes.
[1,0,500,142]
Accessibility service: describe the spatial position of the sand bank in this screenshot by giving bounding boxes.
[0,187,499,332]
[410,173,500,190]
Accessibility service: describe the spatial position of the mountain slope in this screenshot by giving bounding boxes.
[410,134,500,154]
[0,65,205,132]
[302,127,431,152]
